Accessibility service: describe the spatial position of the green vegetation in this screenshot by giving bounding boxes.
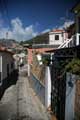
[55,58,80,78]
[42,54,51,65]
[65,58,80,75]
[20,32,49,45]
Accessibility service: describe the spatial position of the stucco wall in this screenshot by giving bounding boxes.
[65,73,76,120]
[27,48,54,64]
[45,66,51,108]
[1,52,14,80]
[49,32,67,45]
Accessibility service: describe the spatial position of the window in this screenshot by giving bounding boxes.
[55,35,59,40]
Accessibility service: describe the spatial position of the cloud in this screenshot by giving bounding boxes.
[59,20,74,29]
[0,17,38,41]
[0,17,74,41]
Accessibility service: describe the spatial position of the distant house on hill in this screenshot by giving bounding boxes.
[26,29,68,46]
[26,29,68,64]
[49,29,68,45]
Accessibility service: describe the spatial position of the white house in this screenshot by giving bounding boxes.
[57,4,80,48]
[49,29,68,45]
[0,48,14,86]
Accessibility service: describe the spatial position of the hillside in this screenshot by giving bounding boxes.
[0,39,18,48]
[23,32,49,45]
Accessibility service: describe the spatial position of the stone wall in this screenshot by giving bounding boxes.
[31,53,45,85]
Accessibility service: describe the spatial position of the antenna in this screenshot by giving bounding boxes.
[6,31,8,39]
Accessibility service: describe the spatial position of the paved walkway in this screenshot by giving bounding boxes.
[0,65,50,120]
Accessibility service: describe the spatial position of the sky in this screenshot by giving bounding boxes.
[0,0,79,41]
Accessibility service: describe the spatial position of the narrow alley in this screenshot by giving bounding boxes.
[0,65,50,120]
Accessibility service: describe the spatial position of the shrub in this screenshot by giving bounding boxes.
[65,58,80,75]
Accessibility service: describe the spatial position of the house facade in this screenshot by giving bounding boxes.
[27,45,56,64]
[49,29,68,45]
[0,48,14,86]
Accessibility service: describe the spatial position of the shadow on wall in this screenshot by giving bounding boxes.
[0,69,19,100]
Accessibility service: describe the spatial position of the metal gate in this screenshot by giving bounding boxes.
[51,58,66,120]
[50,46,80,120]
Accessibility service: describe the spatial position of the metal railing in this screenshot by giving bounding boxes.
[58,33,80,49]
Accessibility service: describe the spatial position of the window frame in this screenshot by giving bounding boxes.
[55,35,59,40]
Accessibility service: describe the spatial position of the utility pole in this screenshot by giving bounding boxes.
[5,32,8,48]
[6,32,8,39]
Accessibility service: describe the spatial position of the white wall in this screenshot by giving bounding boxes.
[45,66,51,108]
[1,52,14,80]
[49,32,65,45]
[65,73,76,120]
[0,55,2,73]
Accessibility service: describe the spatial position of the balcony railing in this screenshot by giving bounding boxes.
[58,33,80,49]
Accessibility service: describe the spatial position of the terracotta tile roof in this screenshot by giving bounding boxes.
[51,29,64,32]
[0,46,14,55]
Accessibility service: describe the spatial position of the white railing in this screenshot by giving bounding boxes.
[76,33,80,45]
[58,33,80,49]
[58,37,73,48]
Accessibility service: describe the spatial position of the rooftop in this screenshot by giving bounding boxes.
[0,46,14,55]
[28,44,59,49]
[50,29,64,33]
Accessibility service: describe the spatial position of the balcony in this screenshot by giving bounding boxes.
[58,33,80,49]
